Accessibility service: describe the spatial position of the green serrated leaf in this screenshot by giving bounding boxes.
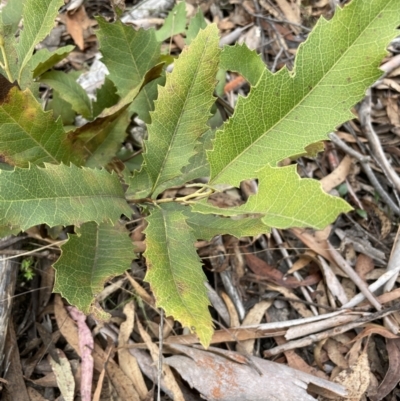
[31,46,75,78]
[144,203,213,347]
[97,63,164,119]
[128,74,165,124]
[185,8,207,45]
[16,0,64,81]
[125,167,153,200]
[143,24,220,197]
[0,163,131,232]
[1,0,24,33]
[96,16,160,98]
[155,1,187,43]
[92,78,119,118]
[53,221,134,315]
[151,128,214,196]
[41,71,92,119]
[209,0,400,186]
[194,164,352,229]
[186,210,270,240]
[220,43,265,86]
[46,90,76,126]
[0,86,83,167]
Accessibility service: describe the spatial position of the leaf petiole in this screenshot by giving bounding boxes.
[0,35,13,82]
[128,185,215,205]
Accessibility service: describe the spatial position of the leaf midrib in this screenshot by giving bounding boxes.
[150,34,212,194]
[161,208,197,321]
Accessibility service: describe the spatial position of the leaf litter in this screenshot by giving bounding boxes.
[1,0,400,400]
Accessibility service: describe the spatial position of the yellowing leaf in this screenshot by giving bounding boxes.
[54,222,134,315]
[0,163,131,232]
[209,0,400,186]
[144,203,213,347]
[143,24,220,196]
[0,86,83,167]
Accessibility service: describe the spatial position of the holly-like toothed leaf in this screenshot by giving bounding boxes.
[144,203,213,347]
[96,63,164,119]
[69,66,163,169]
[208,0,400,186]
[16,0,64,80]
[0,86,83,167]
[149,129,214,197]
[186,210,270,241]
[0,163,131,233]
[194,164,352,230]
[31,46,75,78]
[185,8,207,45]
[155,1,187,43]
[125,167,153,200]
[220,43,265,86]
[126,128,214,201]
[41,71,92,119]
[96,16,160,98]
[53,221,134,316]
[143,24,220,197]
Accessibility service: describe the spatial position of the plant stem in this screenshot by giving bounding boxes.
[127,185,215,205]
[0,36,13,82]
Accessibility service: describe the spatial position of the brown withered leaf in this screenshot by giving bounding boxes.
[369,339,400,401]
[66,6,92,50]
[245,253,321,288]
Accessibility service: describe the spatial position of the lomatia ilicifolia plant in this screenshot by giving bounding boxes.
[0,0,398,346]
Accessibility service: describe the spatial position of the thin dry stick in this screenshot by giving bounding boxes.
[264,303,400,357]
[329,132,400,216]
[384,225,400,292]
[379,53,400,77]
[342,265,400,308]
[328,243,382,311]
[0,236,18,372]
[272,229,318,316]
[213,236,246,321]
[359,92,400,193]
[0,240,65,261]
[329,243,399,334]
[158,308,164,401]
